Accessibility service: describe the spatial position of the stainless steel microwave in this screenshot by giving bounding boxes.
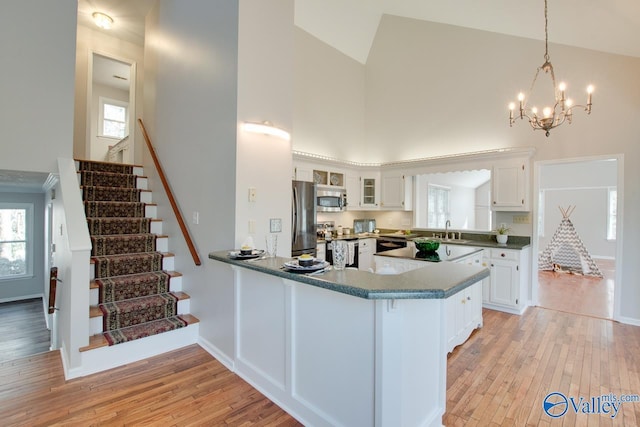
[317,187,347,212]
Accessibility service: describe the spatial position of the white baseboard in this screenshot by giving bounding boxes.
[197,336,235,372]
[616,315,640,327]
[0,293,43,304]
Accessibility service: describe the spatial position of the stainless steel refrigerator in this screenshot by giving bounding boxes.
[291,180,317,257]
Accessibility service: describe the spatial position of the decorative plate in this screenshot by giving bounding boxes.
[283,259,330,272]
[228,249,265,260]
[330,175,340,185]
[314,172,323,184]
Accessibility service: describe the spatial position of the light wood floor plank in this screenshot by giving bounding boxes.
[1,306,640,426]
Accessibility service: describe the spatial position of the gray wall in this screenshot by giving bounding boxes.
[0,192,46,301]
[144,0,240,361]
[0,0,76,174]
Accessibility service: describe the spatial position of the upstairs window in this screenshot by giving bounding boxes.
[99,97,128,139]
[427,184,450,228]
[0,203,33,280]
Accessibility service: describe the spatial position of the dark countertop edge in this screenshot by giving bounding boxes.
[316,235,530,250]
[374,246,483,263]
[209,251,489,300]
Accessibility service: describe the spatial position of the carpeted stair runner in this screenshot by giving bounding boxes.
[95,272,170,303]
[78,160,194,347]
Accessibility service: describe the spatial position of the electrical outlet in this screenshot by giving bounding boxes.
[248,187,257,202]
[192,211,199,224]
[248,219,255,233]
[513,214,531,224]
[270,218,282,233]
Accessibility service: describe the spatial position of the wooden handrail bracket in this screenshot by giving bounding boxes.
[138,119,202,266]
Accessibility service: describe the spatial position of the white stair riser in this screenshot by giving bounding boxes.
[90,256,174,281]
[89,275,183,305]
[89,299,190,335]
[150,220,162,234]
[145,205,157,219]
[76,324,199,379]
[140,191,152,203]
[136,176,148,190]
[156,236,168,252]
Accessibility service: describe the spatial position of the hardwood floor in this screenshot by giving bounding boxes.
[538,259,616,319]
[1,307,639,426]
[444,307,640,426]
[0,298,50,363]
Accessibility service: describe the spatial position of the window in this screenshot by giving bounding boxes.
[0,203,33,280]
[607,188,617,240]
[99,97,128,139]
[427,184,450,228]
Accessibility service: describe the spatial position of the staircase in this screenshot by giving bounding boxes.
[75,160,199,369]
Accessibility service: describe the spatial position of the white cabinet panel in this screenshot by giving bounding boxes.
[358,238,375,271]
[492,163,529,211]
[482,247,530,315]
[381,173,413,210]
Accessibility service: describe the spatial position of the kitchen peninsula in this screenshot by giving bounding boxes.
[209,251,489,427]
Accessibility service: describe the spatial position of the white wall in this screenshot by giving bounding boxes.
[236,0,295,254]
[74,25,145,162]
[539,159,618,259]
[296,14,640,322]
[294,28,367,162]
[0,0,76,174]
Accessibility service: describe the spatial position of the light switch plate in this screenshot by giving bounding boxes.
[270,218,282,233]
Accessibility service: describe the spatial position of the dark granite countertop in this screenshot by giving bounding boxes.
[209,250,489,300]
[375,245,483,263]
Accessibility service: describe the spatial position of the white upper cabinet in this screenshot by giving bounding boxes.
[381,173,413,211]
[492,162,529,211]
[360,172,380,209]
[345,173,361,211]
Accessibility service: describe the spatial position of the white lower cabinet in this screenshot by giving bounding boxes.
[483,247,530,315]
[373,254,484,353]
[358,238,375,271]
[445,281,483,353]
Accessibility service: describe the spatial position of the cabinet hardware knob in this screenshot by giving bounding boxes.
[467,296,471,300]
[501,253,506,257]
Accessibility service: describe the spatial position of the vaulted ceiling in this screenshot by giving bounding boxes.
[78,0,640,63]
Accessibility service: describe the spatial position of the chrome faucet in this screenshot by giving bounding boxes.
[445,220,451,240]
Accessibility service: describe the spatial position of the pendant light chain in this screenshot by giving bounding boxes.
[544,0,549,63]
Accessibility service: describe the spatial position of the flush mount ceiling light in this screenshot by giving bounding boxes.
[242,121,291,141]
[92,12,114,30]
[509,0,593,137]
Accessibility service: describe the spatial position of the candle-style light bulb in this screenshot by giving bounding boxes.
[558,82,566,101]
[543,107,552,118]
[509,103,515,121]
[531,107,538,117]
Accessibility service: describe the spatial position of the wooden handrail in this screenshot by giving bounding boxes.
[138,119,202,266]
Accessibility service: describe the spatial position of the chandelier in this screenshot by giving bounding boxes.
[509,0,593,137]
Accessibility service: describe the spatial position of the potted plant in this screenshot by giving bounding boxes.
[495,225,511,244]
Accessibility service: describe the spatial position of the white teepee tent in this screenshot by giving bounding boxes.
[538,206,603,277]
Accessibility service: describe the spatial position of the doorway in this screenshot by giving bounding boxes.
[533,156,622,320]
[86,52,136,163]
